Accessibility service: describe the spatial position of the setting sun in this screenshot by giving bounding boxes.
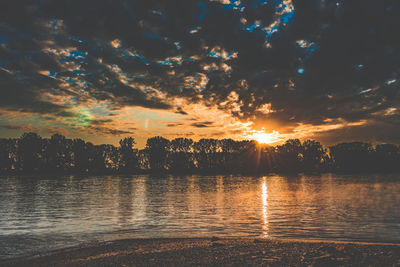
[247,129,282,144]
[253,132,272,144]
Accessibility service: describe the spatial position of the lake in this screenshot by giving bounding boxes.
[0,174,399,259]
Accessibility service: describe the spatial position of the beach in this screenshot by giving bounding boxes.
[2,238,399,266]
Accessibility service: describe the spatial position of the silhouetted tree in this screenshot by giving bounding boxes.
[71,138,90,173]
[374,144,400,172]
[194,139,220,171]
[137,149,150,170]
[102,144,119,171]
[169,138,194,172]
[218,139,244,172]
[119,137,138,173]
[302,140,327,172]
[146,136,170,171]
[0,138,15,172]
[17,132,43,172]
[1,132,399,175]
[235,140,267,173]
[44,134,71,172]
[329,142,374,172]
[276,139,303,173]
[86,144,117,173]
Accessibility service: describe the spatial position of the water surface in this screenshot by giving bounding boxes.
[0,174,399,259]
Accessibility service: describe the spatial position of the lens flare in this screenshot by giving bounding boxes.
[75,108,93,127]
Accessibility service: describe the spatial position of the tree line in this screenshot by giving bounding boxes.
[0,132,399,175]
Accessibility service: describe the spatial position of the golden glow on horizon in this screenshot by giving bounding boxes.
[246,129,282,144]
[254,132,272,144]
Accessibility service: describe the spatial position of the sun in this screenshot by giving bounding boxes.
[253,132,272,144]
[245,129,282,144]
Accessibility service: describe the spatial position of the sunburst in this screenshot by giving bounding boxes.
[246,129,282,144]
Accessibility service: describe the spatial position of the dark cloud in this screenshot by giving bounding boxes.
[314,119,400,145]
[1,0,399,142]
[87,125,134,136]
[0,124,69,135]
[1,125,35,131]
[191,121,214,128]
[167,123,183,127]
[0,67,68,114]
[90,119,113,125]
[175,107,188,115]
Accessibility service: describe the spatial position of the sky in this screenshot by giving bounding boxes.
[0,0,399,148]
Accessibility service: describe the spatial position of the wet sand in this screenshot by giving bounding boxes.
[2,238,400,266]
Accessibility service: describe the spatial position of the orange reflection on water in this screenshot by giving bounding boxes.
[2,172,398,257]
[261,177,269,237]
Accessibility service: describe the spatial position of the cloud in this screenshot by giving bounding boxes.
[86,125,135,136]
[0,0,399,144]
[191,121,214,128]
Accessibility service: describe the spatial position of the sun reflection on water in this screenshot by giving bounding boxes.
[261,177,269,237]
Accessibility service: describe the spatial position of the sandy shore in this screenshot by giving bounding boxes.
[1,238,400,266]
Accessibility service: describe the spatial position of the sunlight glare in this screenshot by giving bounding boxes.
[246,129,282,144]
[254,132,272,144]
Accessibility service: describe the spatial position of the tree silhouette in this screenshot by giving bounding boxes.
[194,138,220,171]
[218,138,240,172]
[0,138,15,172]
[169,138,194,172]
[0,132,398,175]
[235,140,263,173]
[17,132,43,172]
[45,134,70,172]
[71,138,90,173]
[302,140,327,172]
[329,142,374,172]
[146,136,170,171]
[374,144,400,172]
[119,137,138,173]
[276,139,304,173]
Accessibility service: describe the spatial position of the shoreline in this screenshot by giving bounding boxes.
[2,237,400,266]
